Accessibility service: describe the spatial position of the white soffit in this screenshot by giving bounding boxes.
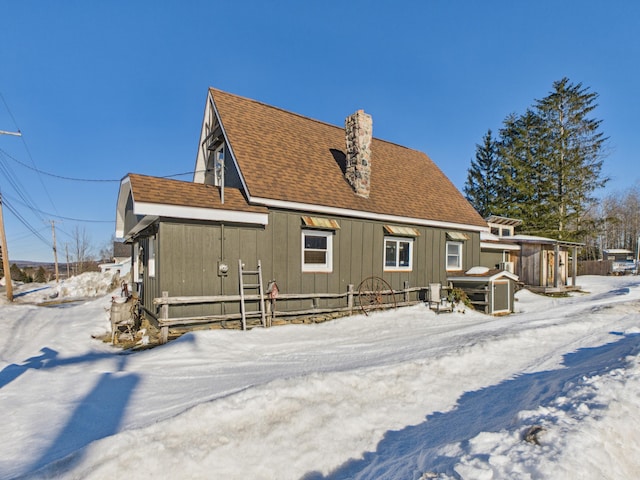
[480,242,521,251]
[250,196,486,233]
[134,201,268,225]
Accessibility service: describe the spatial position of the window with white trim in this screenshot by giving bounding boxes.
[302,230,333,272]
[446,241,463,270]
[384,237,413,271]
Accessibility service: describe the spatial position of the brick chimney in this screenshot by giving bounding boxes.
[345,109,372,198]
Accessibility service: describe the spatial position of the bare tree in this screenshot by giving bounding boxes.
[71,226,94,274]
[600,183,640,254]
[98,235,116,263]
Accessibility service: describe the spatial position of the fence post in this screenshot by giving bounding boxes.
[347,284,354,314]
[160,291,169,344]
[484,286,489,314]
[403,280,409,303]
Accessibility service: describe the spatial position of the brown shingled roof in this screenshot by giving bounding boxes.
[128,173,267,214]
[211,88,486,228]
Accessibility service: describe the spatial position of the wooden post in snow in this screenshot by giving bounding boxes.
[160,291,169,344]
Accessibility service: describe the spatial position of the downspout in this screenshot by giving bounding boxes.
[220,223,225,314]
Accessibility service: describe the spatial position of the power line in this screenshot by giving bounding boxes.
[0,92,59,214]
[8,226,49,243]
[0,147,120,182]
[2,196,51,247]
[0,152,47,224]
[0,148,205,182]
[3,192,114,223]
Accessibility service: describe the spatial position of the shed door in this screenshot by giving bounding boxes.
[492,280,511,313]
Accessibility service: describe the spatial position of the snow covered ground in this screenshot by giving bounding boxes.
[1,273,639,479]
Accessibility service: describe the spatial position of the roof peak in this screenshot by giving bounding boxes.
[208,87,416,152]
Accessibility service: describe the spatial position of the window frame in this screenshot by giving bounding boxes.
[213,144,225,187]
[133,242,142,281]
[301,229,333,273]
[148,235,156,278]
[446,241,463,271]
[383,236,414,271]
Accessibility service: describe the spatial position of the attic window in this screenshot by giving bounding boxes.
[301,216,340,230]
[213,145,225,187]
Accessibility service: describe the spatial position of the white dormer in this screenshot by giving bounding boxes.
[486,215,523,238]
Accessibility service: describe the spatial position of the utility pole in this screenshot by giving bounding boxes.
[0,129,20,301]
[65,243,70,279]
[0,193,13,301]
[51,220,60,283]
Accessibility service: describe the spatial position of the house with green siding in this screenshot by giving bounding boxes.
[115,88,489,328]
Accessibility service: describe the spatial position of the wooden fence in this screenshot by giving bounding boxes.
[152,282,427,343]
[577,260,613,276]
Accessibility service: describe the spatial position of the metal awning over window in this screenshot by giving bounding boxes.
[383,225,420,237]
[301,216,340,230]
[447,231,470,241]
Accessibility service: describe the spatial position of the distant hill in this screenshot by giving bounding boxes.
[13,260,58,268]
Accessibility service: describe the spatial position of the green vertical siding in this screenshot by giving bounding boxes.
[482,251,504,270]
[138,209,481,318]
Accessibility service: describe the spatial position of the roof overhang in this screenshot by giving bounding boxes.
[448,270,520,283]
[250,196,487,233]
[115,176,132,239]
[133,201,268,226]
[486,215,523,227]
[512,235,584,247]
[481,241,521,251]
[115,175,269,241]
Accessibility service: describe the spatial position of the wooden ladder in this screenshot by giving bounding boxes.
[238,259,266,330]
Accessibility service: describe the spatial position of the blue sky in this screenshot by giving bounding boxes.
[1,1,639,263]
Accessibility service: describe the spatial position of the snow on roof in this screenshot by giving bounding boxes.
[604,248,634,254]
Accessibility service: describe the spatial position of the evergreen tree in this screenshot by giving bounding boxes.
[497,110,556,235]
[10,263,24,282]
[468,78,608,240]
[533,78,608,239]
[34,266,47,283]
[464,129,500,218]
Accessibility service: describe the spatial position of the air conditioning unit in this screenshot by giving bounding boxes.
[499,261,514,273]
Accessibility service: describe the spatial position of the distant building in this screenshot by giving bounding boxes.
[480,215,582,293]
[99,242,131,276]
[603,248,637,275]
